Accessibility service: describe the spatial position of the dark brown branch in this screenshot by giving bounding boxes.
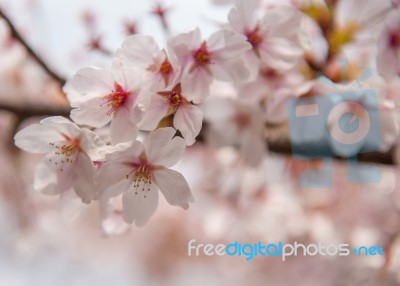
[266,124,394,165]
[0,101,71,119]
[197,124,395,165]
[0,8,66,86]
[267,139,394,165]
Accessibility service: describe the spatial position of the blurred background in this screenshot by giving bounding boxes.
[1,0,400,285]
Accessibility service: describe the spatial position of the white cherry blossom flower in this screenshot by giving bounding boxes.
[168,28,251,103]
[139,82,203,146]
[328,0,393,58]
[116,34,177,90]
[227,0,304,78]
[64,59,148,144]
[239,66,315,124]
[204,95,267,167]
[14,116,105,203]
[377,9,400,79]
[97,127,194,226]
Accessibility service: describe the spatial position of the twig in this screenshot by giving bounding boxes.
[0,8,66,86]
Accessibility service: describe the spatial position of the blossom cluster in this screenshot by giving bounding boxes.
[13,0,400,228]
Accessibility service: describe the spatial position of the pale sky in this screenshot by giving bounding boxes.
[1,0,231,76]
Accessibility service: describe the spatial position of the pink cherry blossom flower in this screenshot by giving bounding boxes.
[97,127,194,226]
[64,59,148,144]
[333,0,393,47]
[116,34,177,90]
[377,9,400,79]
[204,95,266,167]
[239,66,315,124]
[14,116,105,203]
[227,0,304,78]
[139,82,203,146]
[168,28,251,103]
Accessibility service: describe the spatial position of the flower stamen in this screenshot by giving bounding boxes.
[125,162,153,198]
[48,134,80,171]
[159,57,173,86]
[190,41,212,72]
[157,83,188,114]
[245,25,264,55]
[101,83,129,116]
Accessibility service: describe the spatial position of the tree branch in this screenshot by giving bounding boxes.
[0,101,71,119]
[0,8,66,86]
[0,7,395,165]
[266,124,395,165]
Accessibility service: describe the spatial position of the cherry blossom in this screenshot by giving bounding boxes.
[64,59,148,144]
[377,9,400,79]
[331,0,393,54]
[204,95,266,167]
[4,0,400,283]
[168,28,252,102]
[238,66,315,124]
[139,82,203,146]
[14,116,105,203]
[116,34,177,90]
[97,127,194,226]
[227,0,304,78]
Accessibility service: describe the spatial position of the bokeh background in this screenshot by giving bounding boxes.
[1,0,400,285]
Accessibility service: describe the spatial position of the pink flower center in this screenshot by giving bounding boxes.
[157,83,188,113]
[103,83,129,115]
[126,160,153,197]
[159,58,173,85]
[388,29,400,48]
[245,26,264,53]
[191,41,212,71]
[48,134,81,171]
[233,112,250,131]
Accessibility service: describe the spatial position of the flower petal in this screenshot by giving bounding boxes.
[227,0,260,33]
[117,35,160,70]
[122,183,159,226]
[210,58,250,83]
[41,116,82,138]
[80,128,107,161]
[33,156,59,195]
[100,176,132,200]
[15,124,61,154]
[153,168,194,209]
[240,129,265,167]
[138,94,169,131]
[106,140,144,162]
[110,107,138,145]
[144,127,186,167]
[70,96,111,128]
[72,152,96,204]
[208,29,251,60]
[167,28,202,65]
[65,67,114,106]
[173,104,203,146]
[180,68,212,103]
[259,37,302,71]
[34,153,75,195]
